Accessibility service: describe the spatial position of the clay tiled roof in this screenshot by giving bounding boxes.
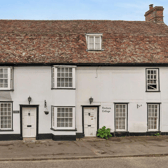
[0,20,168,64]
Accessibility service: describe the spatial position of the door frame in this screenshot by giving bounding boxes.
[20,105,39,139]
[82,105,100,137]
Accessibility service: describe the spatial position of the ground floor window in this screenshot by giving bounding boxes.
[147,104,159,131]
[0,102,12,130]
[115,104,127,131]
[57,107,73,127]
[51,106,75,130]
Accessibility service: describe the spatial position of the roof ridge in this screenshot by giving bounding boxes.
[0,19,147,22]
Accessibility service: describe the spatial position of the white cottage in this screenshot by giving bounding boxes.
[0,4,168,140]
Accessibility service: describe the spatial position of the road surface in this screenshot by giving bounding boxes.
[0,156,167,168]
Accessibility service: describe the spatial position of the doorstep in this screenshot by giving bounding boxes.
[23,137,36,143]
[77,137,106,142]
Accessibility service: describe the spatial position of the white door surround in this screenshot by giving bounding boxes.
[20,105,38,138]
[83,106,99,137]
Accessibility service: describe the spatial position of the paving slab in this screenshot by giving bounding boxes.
[0,136,168,161]
[0,140,96,159]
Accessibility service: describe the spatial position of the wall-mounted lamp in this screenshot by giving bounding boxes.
[44,100,47,108]
[28,96,32,105]
[137,104,142,108]
[44,111,49,115]
[89,97,93,104]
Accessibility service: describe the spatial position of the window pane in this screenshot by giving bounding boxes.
[88,35,101,50]
[95,36,100,50]
[4,74,8,78]
[147,69,158,91]
[57,67,73,88]
[69,68,72,73]
[148,104,158,130]
[88,36,94,50]
[0,103,12,129]
[0,68,9,88]
[115,104,127,131]
[61,73,64,77]
[57,107,73,128]
[4,69,7,73]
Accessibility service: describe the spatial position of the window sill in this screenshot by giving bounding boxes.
[146,102,161,104]
[50,128,77,131]
[0,89,14,91]
[147,131,160,133]
[86,49,104,52]
[146,91,161,92]
[51,88,76,90]
[0,129,14,131]
[113,102,129,104]
[114,131,128,133]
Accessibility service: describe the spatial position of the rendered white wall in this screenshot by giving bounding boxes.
[0,66,75,135]
[1,66,168,136]
[76,67,168,133]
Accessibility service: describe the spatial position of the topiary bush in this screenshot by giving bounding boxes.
[97,126,112,139]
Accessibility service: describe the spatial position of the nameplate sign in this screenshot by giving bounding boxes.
[102,106,111,113]
[13,111,19,113]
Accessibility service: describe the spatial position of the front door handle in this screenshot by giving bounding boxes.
[27,125,32,127]
[88,125,91,127]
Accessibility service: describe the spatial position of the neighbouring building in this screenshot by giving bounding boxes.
[0,4,168,141]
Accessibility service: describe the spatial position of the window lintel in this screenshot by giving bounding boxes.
[53,65,76,68]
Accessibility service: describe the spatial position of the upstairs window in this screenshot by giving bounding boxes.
[0,67,13,90]
[146,69,159,92]
[86,34,102,51]
[57,67,73,88]
[52,66,76,89]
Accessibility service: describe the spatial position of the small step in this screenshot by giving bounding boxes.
[77,137,105,141]
[23,137,36,143]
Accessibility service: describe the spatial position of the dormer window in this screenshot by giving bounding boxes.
[86,34,102,51]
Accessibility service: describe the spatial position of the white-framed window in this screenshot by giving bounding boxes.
[51,106,75,130]
[0,67,13,90]
[86,34,102,50]
[115,104,127,132]
[147,104,159,131]
[146,69,159,91]
[52,65,76,89]
[0,102,12,130]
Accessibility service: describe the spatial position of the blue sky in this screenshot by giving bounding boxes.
[0,0,167,25]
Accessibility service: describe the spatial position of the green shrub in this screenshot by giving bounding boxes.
[97,126,112,139]
[154,133,160,136]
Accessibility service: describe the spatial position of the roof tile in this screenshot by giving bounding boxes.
[0,20,168,64]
